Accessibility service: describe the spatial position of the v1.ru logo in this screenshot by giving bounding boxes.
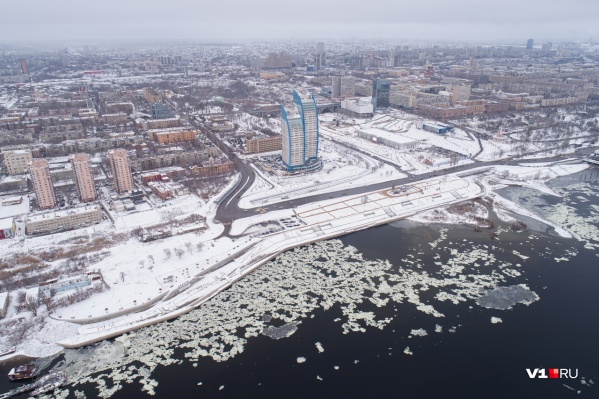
[527,368,578,379]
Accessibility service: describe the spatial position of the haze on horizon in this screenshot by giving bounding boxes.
[1,0,598,45]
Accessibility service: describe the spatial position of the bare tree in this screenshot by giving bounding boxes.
[174,248,185,259]
[138,260,145,268]
[163,248,172,260]
[185,242,193,254]
[40,292,55,311]
[25,295,39,316]
[196,242,203,252]
[147,255,155,265]
[120,271,126,282]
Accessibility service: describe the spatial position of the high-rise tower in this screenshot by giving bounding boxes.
[71,153,97,202]
[29,159,56,209]
[108,149,134,193]
[281,89,319,171]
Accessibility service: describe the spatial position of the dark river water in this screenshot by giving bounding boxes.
[1,170,598,399]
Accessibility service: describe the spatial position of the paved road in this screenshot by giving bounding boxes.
[216,153,587,235]
[190,113,595,237]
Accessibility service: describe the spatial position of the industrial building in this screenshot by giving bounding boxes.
[358,128,419,150]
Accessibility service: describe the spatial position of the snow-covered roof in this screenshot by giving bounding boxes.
[0,217,14,230]
[359,128,419,145]
[0,196,29,218]
[25,205,100,223]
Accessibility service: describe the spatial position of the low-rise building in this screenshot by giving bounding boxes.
[189,158,234,178]
[148,181,174,200]
[0,292,9,319]
[357,128,419,149]
[24,204,102,235]
[153,130,199,144]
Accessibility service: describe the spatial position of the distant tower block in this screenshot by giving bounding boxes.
[20,58,28,75]
[526,39,534,49]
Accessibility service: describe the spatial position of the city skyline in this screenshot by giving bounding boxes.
[0,0,598,44]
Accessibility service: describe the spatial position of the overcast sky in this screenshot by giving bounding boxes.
[1,0,598,44]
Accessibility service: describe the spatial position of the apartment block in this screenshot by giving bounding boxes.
[29,159,56,209]
[3,149,32,175]
[70,153,97,202]
[108,149,134,193]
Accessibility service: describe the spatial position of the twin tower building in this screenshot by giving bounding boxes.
[281,89,320,172]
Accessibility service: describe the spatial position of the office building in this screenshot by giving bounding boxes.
[526,39,534,49]
[281,89,319,171]
[70,153,97,202]
[372,79,390,110]
[108,149,134,193]
[29,159,56,209]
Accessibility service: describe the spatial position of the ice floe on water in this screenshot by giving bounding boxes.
[51,236,547,397]
[315,342,324,353]
[491,317,503,324]
[476,285,539,310]
[262,321,300,340]
[403,347,413,355]
[297,357,306,364]
[435,324,443,333]
[410,328,428,337]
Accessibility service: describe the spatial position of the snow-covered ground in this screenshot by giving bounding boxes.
[239,138,405,207]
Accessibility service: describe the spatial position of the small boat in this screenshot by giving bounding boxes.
[0,348,16,357]
[8,363,37,381]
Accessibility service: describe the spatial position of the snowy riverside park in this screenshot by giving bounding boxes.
[0,107,597,383]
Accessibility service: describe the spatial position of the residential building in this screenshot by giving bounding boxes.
[70,153,97,202]
[152,129,198,144]
[3,149,32,175]
[264,51,292,69]
[281,89,319,171]
[314,42,326,70]
[189,158,234,177]
[144,88,161,103]
[331,76,356,98]
[246,134,282,153]
[108,149,134,193]
[29,159,56,209]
